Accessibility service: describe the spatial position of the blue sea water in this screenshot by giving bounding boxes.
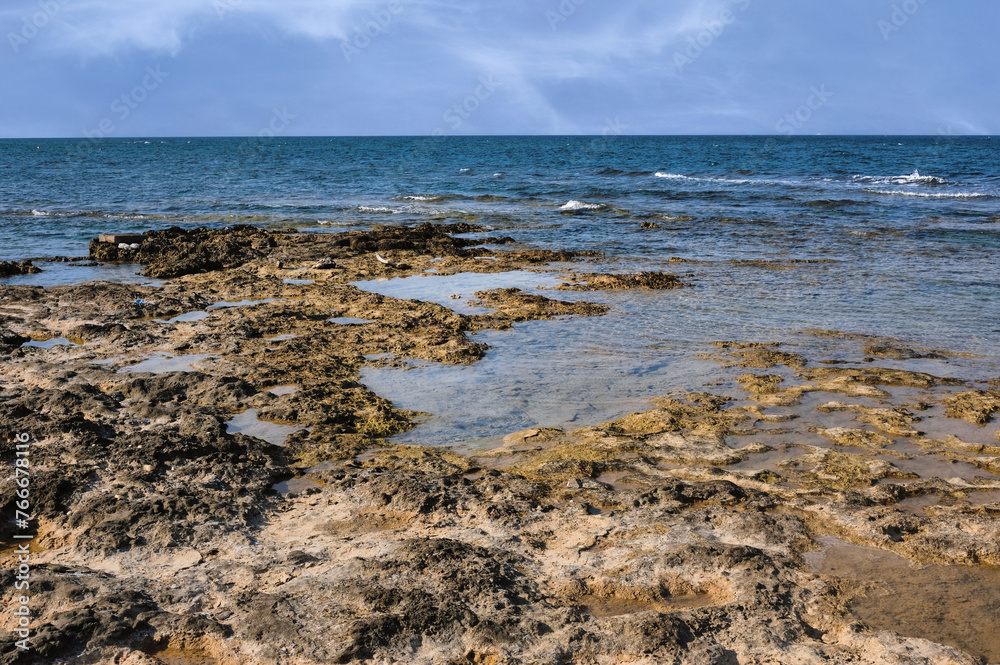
[2,136,998,444]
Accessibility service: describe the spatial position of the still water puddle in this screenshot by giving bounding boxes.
[0,262,164,288]
[361,316,720,448]
[21,337,81,349]
[328,317,373,325]
[352,270,566,315]
[265,334,298,342]
[154,311,210,323]
[225,408,304,446]
[272,477,323,496]
[267,385,298,396]
[118,352,216,374]
[806,536,1000,663]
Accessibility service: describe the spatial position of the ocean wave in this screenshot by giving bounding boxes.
[853,170,948,186]
[865,189,991,199]
[5,209,153,219]
[654,172,777,186]
[559,200,604,211]
[395,195,453,203]
[357,206,399,214]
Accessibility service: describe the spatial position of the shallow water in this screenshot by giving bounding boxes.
[4,137,998,449]
[21,337,80,349]
[327,317,373,325]
[1,262,162,288]
[154,310,210,324]
[225,408,303,446]
[117,352,215,374]
[353,270,567,315]
[806,535,1000,663]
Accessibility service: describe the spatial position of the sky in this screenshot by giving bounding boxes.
[0,0,997,137]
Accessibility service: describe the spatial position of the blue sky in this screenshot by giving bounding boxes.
[1,0,996,137]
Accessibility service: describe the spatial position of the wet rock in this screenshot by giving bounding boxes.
[469,288,608,328]
[817,402,922,437]
[862,344,945,360]
[737,373,785,395]
[799,366,964,390]
[4,227,998,665]
[0,327,29,350]
[703,342,806,369]
[89,225,295,278]
[942,390,1000,425]
[0,260,41,277]
[809,426,895,449]
[556,271,688,290]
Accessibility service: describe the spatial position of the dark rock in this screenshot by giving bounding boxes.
[0,261,41,278]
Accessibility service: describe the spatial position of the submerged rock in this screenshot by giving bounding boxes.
[556,271,688,290]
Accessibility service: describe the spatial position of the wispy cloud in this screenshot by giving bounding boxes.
[2,0,400,57]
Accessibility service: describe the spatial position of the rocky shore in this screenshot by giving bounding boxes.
[1,223,999,665]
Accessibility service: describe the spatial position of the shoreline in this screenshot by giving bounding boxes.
[1,223,999,664]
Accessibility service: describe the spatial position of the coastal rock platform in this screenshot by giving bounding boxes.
[1,224,998,665]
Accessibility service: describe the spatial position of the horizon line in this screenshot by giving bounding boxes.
[1,134,992,141]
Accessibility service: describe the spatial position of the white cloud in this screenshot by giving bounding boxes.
[4,0,406,57]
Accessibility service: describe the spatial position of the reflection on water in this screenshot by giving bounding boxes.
[154,310,209,323]
[118,352,215,374]
[225,408,304,446]
[353,271,566,315]
[357,271,1000,450]
[806,535,1000,663]
[328,317,373,325]
[0,262,164,288]
[21,337,80,349]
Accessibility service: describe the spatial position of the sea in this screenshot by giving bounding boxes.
[2,136,998,446]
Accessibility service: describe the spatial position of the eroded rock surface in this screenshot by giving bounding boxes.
[1,224,997,665]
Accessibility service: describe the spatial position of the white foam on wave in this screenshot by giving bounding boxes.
[357,206,399,214]
[30,210,50,216]
[865,189,990,199]
[560,200,604,211]
[853,170,948,186]
[653,172,773,186]
[400,195,437,202]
